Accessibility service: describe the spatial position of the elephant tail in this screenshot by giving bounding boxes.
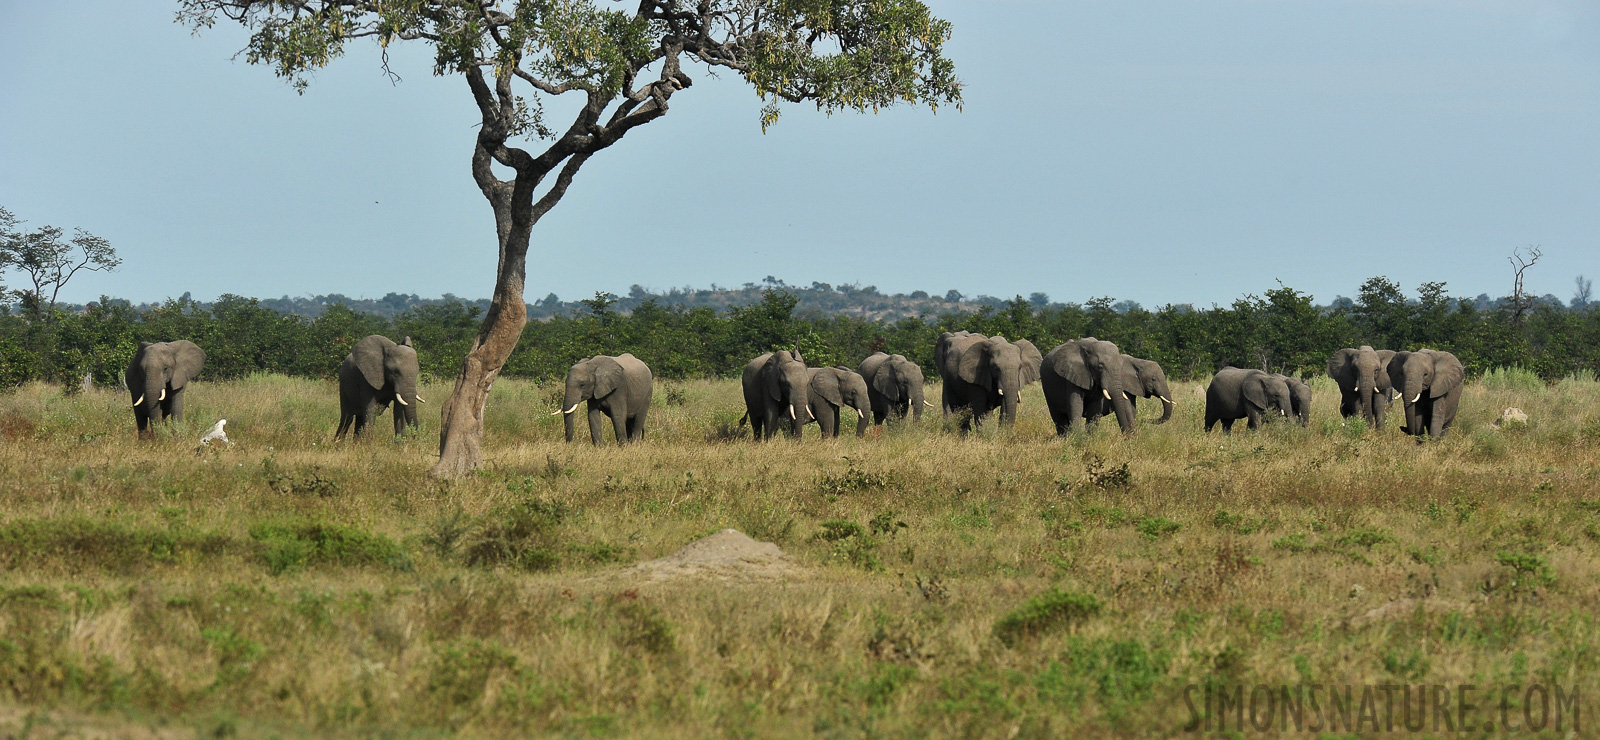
[738,413,748,427]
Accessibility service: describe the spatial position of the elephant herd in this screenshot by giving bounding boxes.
[119,333,1467,445]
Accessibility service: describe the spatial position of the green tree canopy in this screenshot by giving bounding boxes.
[178,0,962,476]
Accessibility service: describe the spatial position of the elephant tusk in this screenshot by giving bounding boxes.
[158,388,166,402]
[394,394,408,406]
[923,400,935,407]
[1159,395,1174,406]
[1102,389,1111,400]
[132,394,144,407]
[789,404,796,419]
[563,403,580,415]
[997,388,1003,396]
[1410,393,1421,404]
[549,409,563,416]
[416,396,427,403]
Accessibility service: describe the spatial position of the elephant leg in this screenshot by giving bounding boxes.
[587,405,605,445]
[168,390,185,424]
[629,409,647,442]
[1221,418,1235,434]
[336,413,355,441]
[394,402,408,436]
[135,409,153,439]
[1065,391,1085,432]
[1204,413,1217,433]
[608,402,629,446]
[1246,409,1262,430]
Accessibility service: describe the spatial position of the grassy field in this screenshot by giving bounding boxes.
[1,372,1598,738]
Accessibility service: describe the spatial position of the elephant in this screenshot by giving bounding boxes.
[935,331,1042,429]
[1387,349,1464,439]
[1204,367,1292,433]
[125,340,206,438]
[1269,374,1313,426]
[336,335,423,440]
[741,349,812,440]
[1084,354,1176,425]
[554,353,653,445]
[1326,346,1397,428]
[804,366,871,438]
[1040,338,1136,435]
[857,352,930,424]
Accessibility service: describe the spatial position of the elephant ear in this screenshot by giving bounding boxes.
[350,336,393,390]
[1326,349,1354,383]
[594,357,624,399]
[765,354,786,402]
[1428,351,1464,398]
[1015,339,1043,384]
[811,368,844,407]
[1243,373,1269,410]
[858,352,888,383]
[872,366,901,401]
[1375,350,1396,389]
[1121,357,1144,396]
[957,341,988,384]
[1050,343,1095,389]
[169,341,206,389]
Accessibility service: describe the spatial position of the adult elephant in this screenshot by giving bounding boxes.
[1387,349,1464,439]
[1270,374,1313,427]
[554,353,653,446]
[805,366,871,439]
[126,340,206,438]
[336,335,424,440]
[857,352,930,424]
[1040,338,1136,435]
[741,350,812,440]
[1204,368,1292,433]
[935,332,1042,429]
[1326,346,1396,428]
[1086,354,1176,425]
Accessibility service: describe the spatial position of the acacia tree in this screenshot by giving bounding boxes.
[178,0,961,477]
[0,206,121,320]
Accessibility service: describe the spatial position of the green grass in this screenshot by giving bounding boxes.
[0,373,1599,737]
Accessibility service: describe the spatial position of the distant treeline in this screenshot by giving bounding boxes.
[2,277,1597,389]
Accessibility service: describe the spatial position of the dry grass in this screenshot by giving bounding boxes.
[1,375,1599,737]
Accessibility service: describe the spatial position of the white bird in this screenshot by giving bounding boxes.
[200,419,231,446]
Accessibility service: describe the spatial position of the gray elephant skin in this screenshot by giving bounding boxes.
[1269,374,1313,427]
[742,350,812,440]
[935,331,1042,429]
[1040,338,1136,434]
[125,340,206,438]
[1327,346,1396,428]
[1387,349,1464,439]
[805,366,871,438]
[556,353,653,445]
[1085,354,1175,425]
[336,335,423,440]
[857,352,929,424]
[1204,368,1292,432]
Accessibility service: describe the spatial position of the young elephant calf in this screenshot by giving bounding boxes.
[804,367,871,439]
[1204,368,1292,433]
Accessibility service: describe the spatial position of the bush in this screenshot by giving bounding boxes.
[248,520,412,575]
[994,588,1103,647]
[1482,366,1545,393]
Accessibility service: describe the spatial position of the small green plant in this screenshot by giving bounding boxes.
[249,520,413,575]
[993,588,1103,647]
[1271,533,1311,553]
[1495,550,1556,588]
[817,460,899,497]
[422,507,473,559]
[1082,454,1132,490]
[811,520,883,571]
[1135,516,1180,539]
[464,497,570,572]
[1334,527,1395,549]
[261,458,341,497]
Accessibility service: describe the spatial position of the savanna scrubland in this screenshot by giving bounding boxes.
[2,371,1598,738]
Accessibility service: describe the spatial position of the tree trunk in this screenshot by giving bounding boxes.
[431,191,532,478]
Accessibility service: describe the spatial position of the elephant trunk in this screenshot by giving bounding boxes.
[910,386,924,422]
[1357,376,1377,424]
[562,383,585,443]
[855,407,870,438]
[1156,395,1174,424]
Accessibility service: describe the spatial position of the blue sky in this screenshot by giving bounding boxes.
[1,1,1596,308]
